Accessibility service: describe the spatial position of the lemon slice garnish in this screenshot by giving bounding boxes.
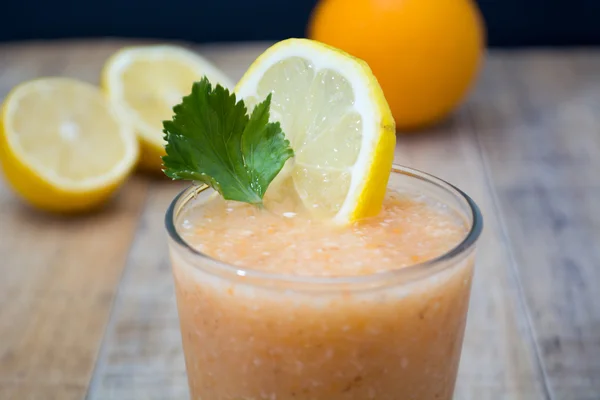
[236,39,396,223]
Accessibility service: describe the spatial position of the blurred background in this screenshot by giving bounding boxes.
[1,1,600,399]
[2,0,600,46]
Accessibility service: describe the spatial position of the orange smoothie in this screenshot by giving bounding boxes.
[166,166,481,400]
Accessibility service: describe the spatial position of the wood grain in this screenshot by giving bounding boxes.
[0,176,148,400]
[86,181,188,400]
[0,42,150,400]
[469,51,600,400]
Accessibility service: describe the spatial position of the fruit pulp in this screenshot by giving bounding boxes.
[168,183,475,400]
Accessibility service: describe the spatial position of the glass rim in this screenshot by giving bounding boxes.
[165,164,483,287]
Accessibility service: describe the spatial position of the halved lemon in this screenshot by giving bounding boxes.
[236,39,396,224]
[102,45,234,171]
[0,78,138,213]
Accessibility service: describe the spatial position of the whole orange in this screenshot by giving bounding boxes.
[308,0,485,130]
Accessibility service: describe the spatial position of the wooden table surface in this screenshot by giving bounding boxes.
[0,40,598,400]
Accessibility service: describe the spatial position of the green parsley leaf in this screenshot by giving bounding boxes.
[162,77,294,205]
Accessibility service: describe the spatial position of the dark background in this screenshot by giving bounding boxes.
[1,0,600,47]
